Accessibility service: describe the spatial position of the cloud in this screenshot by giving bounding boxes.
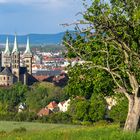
[0,0,74,5]
[0,0,87,34]
[0,0,82,14]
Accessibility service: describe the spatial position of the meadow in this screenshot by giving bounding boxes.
[0,121,140,140]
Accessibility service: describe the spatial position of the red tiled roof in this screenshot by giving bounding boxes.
[33,75,49,81]
[59,101,66,106]
[37,108,52,116]
[47,101,58,109]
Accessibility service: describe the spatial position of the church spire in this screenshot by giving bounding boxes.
[12,34,19,53]
[4,37,10,54]
[24,37,31,54]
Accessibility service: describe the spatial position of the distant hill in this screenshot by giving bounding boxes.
[0,32,68,45]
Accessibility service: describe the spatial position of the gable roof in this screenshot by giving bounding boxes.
[47,101,58,109]
[0,67,13,76]
[59,101,66,106]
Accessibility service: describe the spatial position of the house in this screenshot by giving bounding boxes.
[47,101,59,112]
[37,107,53,117]
[105,97,117,110]
[18,103,26,113]
[58,99,70,112]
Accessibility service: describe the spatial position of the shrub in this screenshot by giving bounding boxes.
[38,116,49,123]
[94,120,108,127]
[81,121,92,126]
[89,94,106,122]
[68,99,90,122]
[14,112,38,122]
[0,112,16,121]
[109,95,128,122]
[48,112,72,124]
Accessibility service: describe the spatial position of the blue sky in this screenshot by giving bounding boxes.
[0,0,91,34]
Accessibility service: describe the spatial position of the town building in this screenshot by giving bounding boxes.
[58,99,70,112]
[0,35,33,86]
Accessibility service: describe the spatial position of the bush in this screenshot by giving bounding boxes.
[94,120,108,127]
[68,99,90,122]
[81,121,92,126]
[0,112,16,121]
[14,112,38,122]
[38,116,49,123]
[109,95,128,122]
[48,112,72,124]
[68,95,106,124]
[89,94,106,122]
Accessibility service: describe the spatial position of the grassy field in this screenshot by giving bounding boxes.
[0,121,140,140]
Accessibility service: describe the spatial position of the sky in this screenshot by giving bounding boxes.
[0,0,91,34]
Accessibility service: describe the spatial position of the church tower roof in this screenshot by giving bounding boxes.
[24,37,32,55]
[4,37,10,54]
[12,35,19,53]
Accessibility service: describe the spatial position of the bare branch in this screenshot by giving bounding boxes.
[63,40,82,58]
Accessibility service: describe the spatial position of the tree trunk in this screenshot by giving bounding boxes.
[124,97,140,132]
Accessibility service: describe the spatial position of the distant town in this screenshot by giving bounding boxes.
[0,35,81,87]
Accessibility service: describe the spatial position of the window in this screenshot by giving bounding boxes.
[7,77,10,80]
[3,77,5,80]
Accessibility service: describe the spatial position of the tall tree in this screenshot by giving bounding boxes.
[63,0,140,132]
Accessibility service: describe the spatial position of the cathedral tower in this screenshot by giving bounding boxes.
[11,35,20,80]
[23,37,32,75]
[2,37,11,67]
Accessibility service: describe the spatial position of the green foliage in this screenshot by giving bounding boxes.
[25,82,65,112]
[65,65,114,99]
[109,95,128,122]
[63,0,140,96]
[89,94,106,122]
[68,99,90,122]
[14,112,38,122]
[0,82,28,113]
[47,112,72,124]
[0,82,67,122]
[68,95,106,123]
[0,112,16,121]
[63,0,140,130]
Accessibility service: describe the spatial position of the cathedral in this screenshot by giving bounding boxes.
[0,36,33,86]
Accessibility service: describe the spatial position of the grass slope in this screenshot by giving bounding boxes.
[0,121,140,140]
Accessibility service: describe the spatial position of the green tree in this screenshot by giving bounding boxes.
[109,94,128,123]
[63,0,140,132]
[26,82,64,112]
[68,99,90,122]
[89,94,106,122]
[0,82,28,112]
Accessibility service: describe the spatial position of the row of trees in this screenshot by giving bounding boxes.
[0,82,67,117]
[0,79,127,125]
